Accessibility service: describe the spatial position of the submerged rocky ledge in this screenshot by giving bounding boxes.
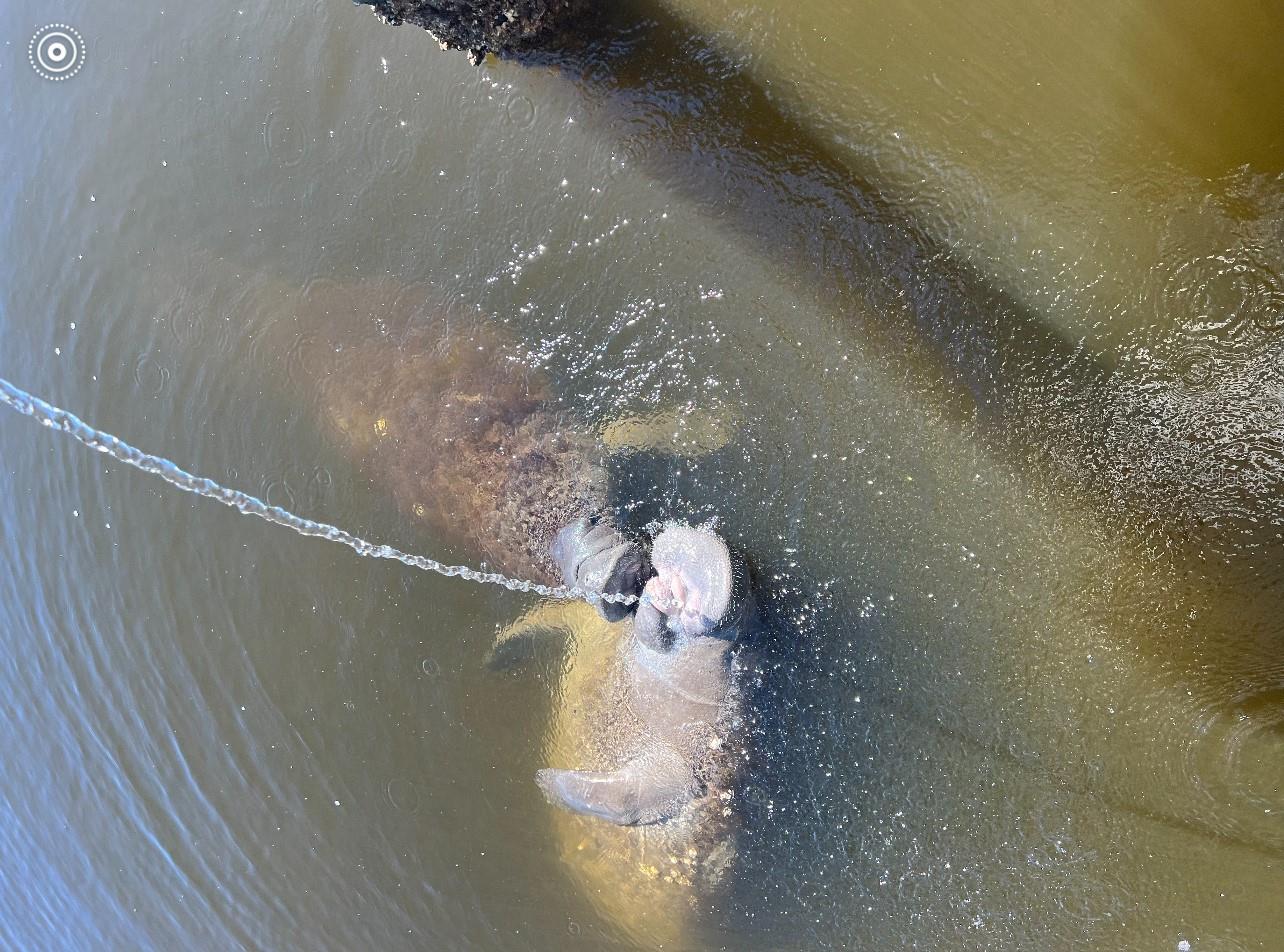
[354,0,596,63]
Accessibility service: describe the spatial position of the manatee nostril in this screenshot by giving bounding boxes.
[643,574,678,614]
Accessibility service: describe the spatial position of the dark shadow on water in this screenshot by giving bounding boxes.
[693,571,1284,948]
[522,1,1284,562]
[516,0,1283,739]
[610,439,1284,947]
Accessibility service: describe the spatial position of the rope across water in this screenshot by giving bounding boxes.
[0,376,639,607]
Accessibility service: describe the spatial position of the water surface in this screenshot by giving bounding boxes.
[1,0,1281,949]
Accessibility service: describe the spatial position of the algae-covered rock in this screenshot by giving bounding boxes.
[354,0,596,64]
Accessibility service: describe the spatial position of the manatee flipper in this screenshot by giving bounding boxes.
[536,747,700,826]
[599,403,740,456]
[486,600,604,671]
[485,625,569,671]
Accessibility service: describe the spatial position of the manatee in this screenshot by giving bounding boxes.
[289,279,737,586]
[539,519,752,826]
[503,519,758,942]
[276,276,608,584]
[286,280,752,940]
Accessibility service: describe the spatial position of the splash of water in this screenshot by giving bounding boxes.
[0,376,638,607]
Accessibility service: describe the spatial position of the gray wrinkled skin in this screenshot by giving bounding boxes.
[551,517,651,622]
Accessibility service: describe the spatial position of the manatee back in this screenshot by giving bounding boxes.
[314,316,607,583]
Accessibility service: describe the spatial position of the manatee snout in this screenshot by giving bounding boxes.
[643,523,737,638]
[537,520,750,832]
[552,517,650,622]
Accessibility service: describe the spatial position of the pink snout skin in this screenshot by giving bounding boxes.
[643,571,710,636]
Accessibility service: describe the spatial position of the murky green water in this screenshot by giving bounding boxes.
[1,0,1281,949]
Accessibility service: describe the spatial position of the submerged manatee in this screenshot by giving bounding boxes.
[531,520,759,942]
[293,281,751,940]
[311,316,605,584]
[541,520,753,826]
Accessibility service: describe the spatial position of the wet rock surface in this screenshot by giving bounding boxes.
[354,0,596,63]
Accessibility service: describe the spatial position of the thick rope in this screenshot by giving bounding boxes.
[0,376,638,606]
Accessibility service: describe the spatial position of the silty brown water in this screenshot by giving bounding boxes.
[0,0,1281,949]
